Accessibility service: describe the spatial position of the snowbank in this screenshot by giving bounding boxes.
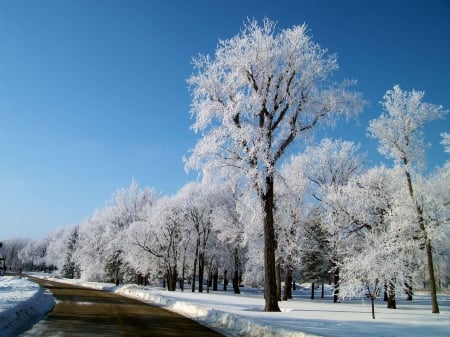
[0,276,54,337]
[116,285,314,337]
[114,284,450,337]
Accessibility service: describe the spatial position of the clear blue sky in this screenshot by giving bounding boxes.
[1,0,449,240]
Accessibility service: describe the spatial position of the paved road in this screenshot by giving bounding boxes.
[20,278,224,337]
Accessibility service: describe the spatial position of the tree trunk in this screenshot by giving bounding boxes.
[233,249,240,294]
[213,269,218,291]
[404,163,439,313]
[321,280,325,298]
[283,266,293,301]
[192,246,198,293]
[223,269,228,291]
[233,270,240,294]
[405,278,413,301]
[311,282,315,300]
[425,238,439,313]
[198,253,205,293]
[387,282,396,309]
[333,267,340,303]
[371,296,376,319]
[276,261,282,301]
[261,175,281,312]
[167,265,177,291]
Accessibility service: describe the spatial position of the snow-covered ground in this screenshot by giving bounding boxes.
[0,276,54,337]
[2,274,450,337]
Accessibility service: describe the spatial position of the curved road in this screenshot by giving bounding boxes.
[20,278,224,337]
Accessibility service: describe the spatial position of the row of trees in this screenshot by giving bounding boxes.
[16,133,449,309]
[11,19,449,316]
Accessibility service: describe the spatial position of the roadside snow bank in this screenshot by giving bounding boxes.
[0,276,54,337]
[116,284,319,337]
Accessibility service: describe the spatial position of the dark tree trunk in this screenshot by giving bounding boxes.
[223,269,228,291]
[213,269,218,291]
[192,247,198,293]
[283,266,293,301]
[233,270,240,294]
[371,296,376,319]
[233,249,240,294]
[198,253,205,293]
[276,262,282,301]
[333,267,340,303]
[167,266,177,291]
[387,282,396,309]
[321,280,325,298]
[261,175,281,312]
[405,277,413,301]
[404,163,439,313]
[311,282,315,300]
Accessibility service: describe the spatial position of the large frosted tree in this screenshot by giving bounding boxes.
[186,18,363,311]
[368,85,447,313]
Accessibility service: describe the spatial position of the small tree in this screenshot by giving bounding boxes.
[368,85,447,313]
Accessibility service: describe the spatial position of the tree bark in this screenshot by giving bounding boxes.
[403,164,439,313]
[276,262,282,301]
[233,248,240,294]
[387,282,396,309]
[333,267,340,303]
[223,269,228,291]
[283,266,293,301]
[311,282,315,300]
[167,265,177,291]
[213,269,218,291]
[192,244,199,293]
[261,175,281,312]
[198,253,205,293]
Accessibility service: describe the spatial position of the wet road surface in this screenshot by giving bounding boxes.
[21,278,224,337]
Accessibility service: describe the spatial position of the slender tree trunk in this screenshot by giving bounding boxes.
[261,175,281,312]
[333,267,340,303]
[283,266,293,301]
[403,164,439,313]
[223,269,228,291]
[311,282,315,300]
[198,253,205,293]
[321,280,325,298]
[213,269,218,291]
[192,237,199,292]
[276,261,282,301]
[371,296,376,319]
[405,278,413,301]
[233,248,240,294]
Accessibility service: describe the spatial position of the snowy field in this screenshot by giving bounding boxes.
[1,274,449,337]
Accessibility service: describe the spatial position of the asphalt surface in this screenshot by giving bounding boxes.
[20,278,224,337]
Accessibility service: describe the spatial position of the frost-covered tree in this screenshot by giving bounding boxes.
[0,238,29,272]
[61,227,80,279]
[285,138,364,302]
[332,166,412,315]
[127,196,185,291]
[74,181,157,282]
[186,18,363,311]
[368,85,447,313]
[210,183,246,293]
[176,182,226,293]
